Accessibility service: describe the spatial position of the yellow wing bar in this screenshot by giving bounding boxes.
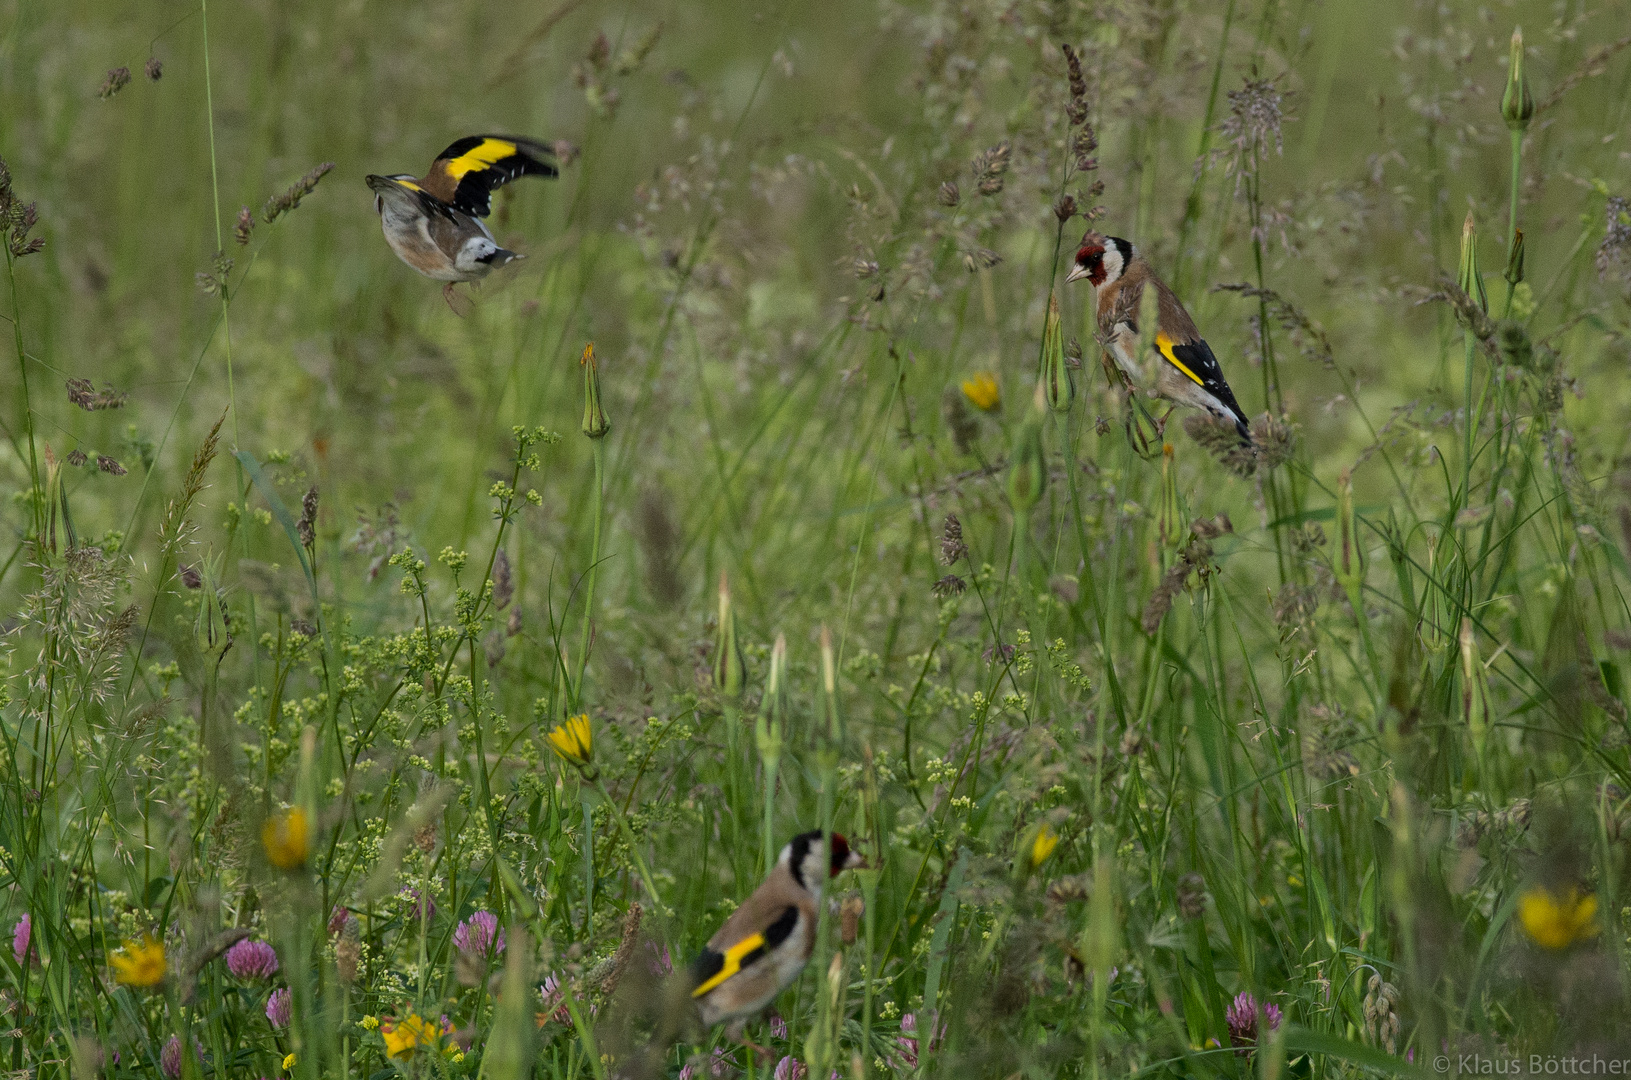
[1155,332,1204,387]
[692,931,766,998]
[441,139,519,182]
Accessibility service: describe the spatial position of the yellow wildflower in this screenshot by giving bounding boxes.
[547,714,594,768]
[262,806,311,870]
[109,937,167,987]
[960,372,1001,412]
[283,1053,296,1071]
[1029,823,1060,869]
[1518,885,1599,949]
[381,1012,441,1060]
[359,1015,380,1031]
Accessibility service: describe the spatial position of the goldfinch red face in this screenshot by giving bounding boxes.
[788,830,865,890]
[1065,231,1129,287]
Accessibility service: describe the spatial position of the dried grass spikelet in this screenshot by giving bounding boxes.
[1140,517,1230,634]
[1362,975,1401,1054]
[1183,412,1294,477]
[66,378,127,411]
[156,410,226,564]
[940,514,968,565]
[262,162,336,224]
[971,140,1010,196]
[99,66,132,99]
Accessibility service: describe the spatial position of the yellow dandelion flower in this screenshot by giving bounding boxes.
[1029,823,1060,869]
[109,937,167,987]
[381,1012,441,1060]
[1518,885,1599,949]
[960,372,1001,412]
[547,714,594,768]
[262,806,311,870]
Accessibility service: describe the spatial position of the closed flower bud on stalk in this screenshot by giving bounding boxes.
[712,571,746,697]
[1504,227,1525,286]
[1040,293,1073,412]
[580,342,610,439]
[1501,28,1535,131]
[1006,384,1048,514]
[194,552,232,659]
[1458,211,1488,315]
[1334,469,1364,605]
[756,634,787,767]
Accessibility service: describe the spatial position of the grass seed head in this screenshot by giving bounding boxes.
[98,66,131,99]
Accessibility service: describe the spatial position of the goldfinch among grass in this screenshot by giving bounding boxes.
[366,135,562,310]
[691,831,865,1043]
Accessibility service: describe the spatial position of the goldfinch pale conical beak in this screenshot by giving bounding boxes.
[1064,263,1090,284]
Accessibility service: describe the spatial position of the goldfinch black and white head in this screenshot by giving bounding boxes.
[690,831,865,1036]
[365,135,563,309]
[1066,229,1252,443]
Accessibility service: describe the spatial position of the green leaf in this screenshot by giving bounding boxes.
[234,449,315,596]
[1281,1026,1429,1077]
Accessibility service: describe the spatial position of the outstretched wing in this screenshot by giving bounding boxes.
[691,905,800,999]
[421,136,558,218]
[1155,332,1250,431]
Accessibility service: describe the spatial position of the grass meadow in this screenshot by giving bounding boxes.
[4,0,1631,1076]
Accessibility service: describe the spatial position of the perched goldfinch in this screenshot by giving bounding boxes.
[691,831,865,1038]
[365,135,561,309]
[1065,231,1252,442]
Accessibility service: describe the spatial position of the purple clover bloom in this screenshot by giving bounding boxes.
[12,913,30,965]
[265,987,293,1028]
[225,938,280,980]
[160,1035,182,1079]
[768,1011,787,1040]
[1224,991,1283,1054]
[453,910,505,958]
[773,1056,807,1080]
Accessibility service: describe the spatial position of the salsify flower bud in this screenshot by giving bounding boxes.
[1457,211,1488,315]
[1334,469,1364,607]
[1501,27,1535,132]
[580,342,610,439]
[1040,293,1073,412]
[1503,226,1525,286]
[712,572,745,697]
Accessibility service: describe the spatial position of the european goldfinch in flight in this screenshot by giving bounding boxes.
[691,831,865,1040]
[1065,231,1253,442]
[366,135,561,309]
